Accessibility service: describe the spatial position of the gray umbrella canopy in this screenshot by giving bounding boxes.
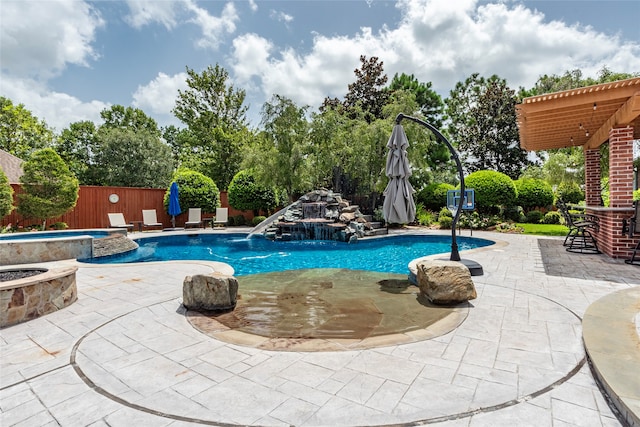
[383,124,416,224]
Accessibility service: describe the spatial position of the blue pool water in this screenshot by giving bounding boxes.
[0,230,110,241]
[83,233,493,276]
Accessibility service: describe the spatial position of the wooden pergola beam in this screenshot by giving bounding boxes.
[585,91,640,149]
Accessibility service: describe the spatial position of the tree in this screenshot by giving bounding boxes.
[17,148,79,229]
[55,120,98,184]
[321,55,389,123]
[446,73,531,179]
[172,65,249,190]
[388,73,444,128]
[0,168,14,219]
[0,97,54,159]
[100,105,160,137]
[92,128,173,187]
[227,169,279,214]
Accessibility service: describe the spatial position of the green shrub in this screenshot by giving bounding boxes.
[227,170,279,214]
[543,211,561,224]
[252,216,266,226]
[504,205,525,222]
[0,169,14,218]
[525,210,544,224]
[164,169,219,213]
[415,204,434,226]
[233,215,246,226]
[556,182,584,204]
[464,170,517,213]
[514,178,554,210]
[227,216,235,226]
[634,189,640,201]
[416,183,455,211]
[49,222,68,230]
[438,215,452,229]
[439,207,453,219]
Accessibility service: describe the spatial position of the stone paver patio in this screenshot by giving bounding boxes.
[1,229,638,426]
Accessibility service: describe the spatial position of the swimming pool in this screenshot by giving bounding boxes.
[84,233,494,276]
[0,230,111,241]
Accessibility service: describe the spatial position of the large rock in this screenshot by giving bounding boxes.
[416,260,476,304]
[183,274,239,312]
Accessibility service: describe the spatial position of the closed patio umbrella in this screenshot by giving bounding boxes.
[383,124,416,224]
[168,182,181,228]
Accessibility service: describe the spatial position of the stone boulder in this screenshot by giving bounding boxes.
[183,274,239,312]
[416,260,476,304]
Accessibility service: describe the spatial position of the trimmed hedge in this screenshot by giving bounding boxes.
[416,183,455,211]
[464,170,517,213]
[164,169,219,213]
[227,169,279,214]
[514,178,553,210]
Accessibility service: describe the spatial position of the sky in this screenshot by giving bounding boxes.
[1,0,639,133]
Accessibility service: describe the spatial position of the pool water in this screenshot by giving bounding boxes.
[0,230,110,241]
[85,233,493,276]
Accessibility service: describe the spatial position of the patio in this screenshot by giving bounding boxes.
[1,229,638,426]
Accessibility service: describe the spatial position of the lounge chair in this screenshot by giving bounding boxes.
[623,201,640,265]
[556,199,600,254]
[185,208,203,228]
[142,209,163,230]
[214,207,228,228]
[107,213,133,231]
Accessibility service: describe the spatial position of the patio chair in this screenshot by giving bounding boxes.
[622,201,640,265]
[107,213,133,231]
[213,207,228,228]
[184,208,203,229]
[556,199,600,254]
[142,209,163,230]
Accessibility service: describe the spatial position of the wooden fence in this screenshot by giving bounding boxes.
[2,185,255,230]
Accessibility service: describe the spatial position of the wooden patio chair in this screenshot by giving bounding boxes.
[556,199,600,254]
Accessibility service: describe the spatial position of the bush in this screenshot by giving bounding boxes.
[514,178,554,210]
[525,210,544,224]
[227,170,279,214]
[416,183,455,211]
[415,204,434,226]
[543,211,561,224]
[252,216,266,226]
[634,189,640,201]
[233,215,246,226]
[556,182,584,204]
[164,169,219,213]
[504,205,525,222]
[438,215,452,229]
[439,207,453,219]
[49,222,68,230]
[464,170,517,213]
[0,168,14,218]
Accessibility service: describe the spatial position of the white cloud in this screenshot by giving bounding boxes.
[270,10,293,24]
[230,0,640,113]
[1,75,109,132]
[186,1,239,50]
[132,72,188,115]
[0,0,104,79]
[248,0,258,13]
[124,0,181,30]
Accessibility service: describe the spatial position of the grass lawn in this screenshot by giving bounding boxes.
[516,223,569,236]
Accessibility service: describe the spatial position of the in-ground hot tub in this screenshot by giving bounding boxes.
[0,229,127,265]
[0,266,78,328]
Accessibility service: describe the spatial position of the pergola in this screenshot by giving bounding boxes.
[517,77,640,258]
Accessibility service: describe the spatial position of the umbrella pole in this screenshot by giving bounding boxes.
[395,114,464,262]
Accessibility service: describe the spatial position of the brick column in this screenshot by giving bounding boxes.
[608,126,634,208]
[584,148,601,206]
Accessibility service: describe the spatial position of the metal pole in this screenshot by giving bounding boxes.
[395,113,465,261]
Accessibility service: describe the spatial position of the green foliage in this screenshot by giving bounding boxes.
[438,215,452,229]
[55,120,98,184]
[232,215,246,226]
[17,148,79,228]
[633,189,640,201]
[0,168,14,218]
[50,222,68,230]
[164,169,219,213]
[388,73,444,127]
[416,183,455,211]
[415,204,434,226]
[525,210,544,224]
[504,205,525,222]
[100,105,160,137]
[172,65,249,190]
[515,222,570,236]
[439,207,453,218]
[543,211,561,224]
[446,74,532,179]
[0,97,54,159]
[542,148,584,187]
[556,182,584,204]
[92,128,173,188]
[514,178,554,210]
[227,170,279,213]
[251,216,266,226]
[464,170,517,212]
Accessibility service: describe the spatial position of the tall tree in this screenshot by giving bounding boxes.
[100,105,160,137]
[17,148,79,229]
[388,73,444,128]
[446,73,531,179]
[0,168,14,219]
[0,97,53,159]
[321,55,389,123]
[55,120,98,184]
[92,128,173,187]
[172,65,249,190]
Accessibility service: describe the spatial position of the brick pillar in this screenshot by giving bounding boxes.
[584,148,601,206]
[608,126,634,208]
